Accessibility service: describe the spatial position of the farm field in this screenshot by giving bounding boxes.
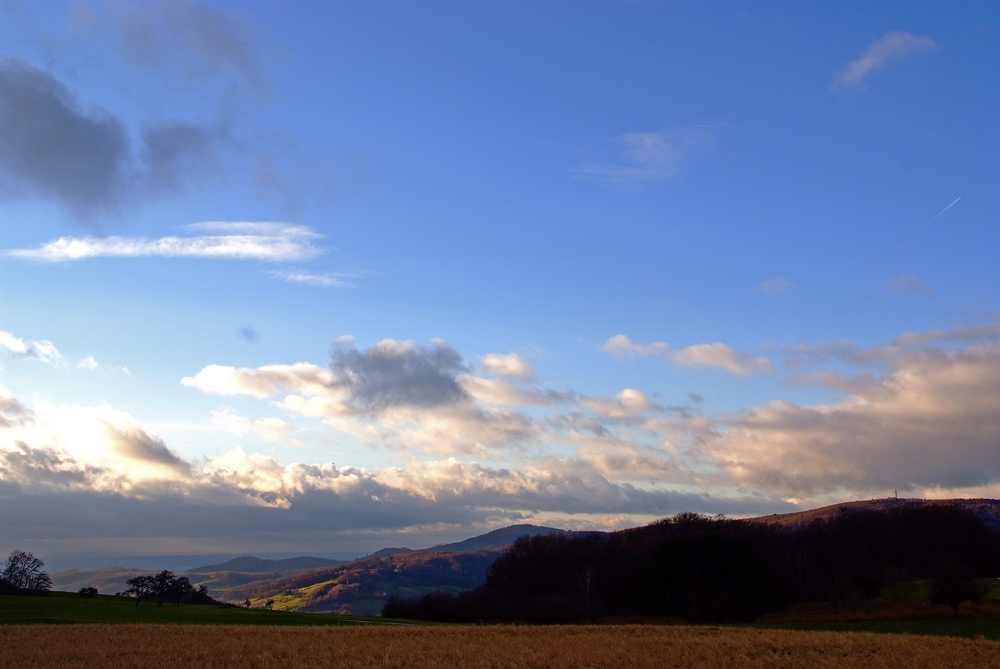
[3,623,1000,668]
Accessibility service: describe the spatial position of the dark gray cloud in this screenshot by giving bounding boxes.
[0,57,129,215]
[330,340,471,414]
[0,57,228,218]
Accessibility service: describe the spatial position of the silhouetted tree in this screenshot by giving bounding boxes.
[265,599,275,610]
[931,563,981,617]
[78,586,99,598]
[125,575,157,606]
[2,550,52,592]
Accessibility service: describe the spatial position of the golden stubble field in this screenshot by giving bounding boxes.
[3,624,1000,668]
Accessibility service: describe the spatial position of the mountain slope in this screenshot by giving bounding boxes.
[188,555,345,573]
[419,524,563,553]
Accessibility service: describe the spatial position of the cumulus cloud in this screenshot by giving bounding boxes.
[890,274,936,298]
[579,125,720,185]
[604,334,772,376]
[0,330,61,363]
[480,352,535,382]
[580,389,660,422]
[0,383,793,554]
[833,31,936,90]
[709,343,1000,498]
[7,222,323,263]
[329,339,470,415]
[182,362,336,400]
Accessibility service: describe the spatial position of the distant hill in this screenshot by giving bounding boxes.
[51,567,149,597]
[750,497,1000,531]
[215,524,574,614]
[188,555,345,574]
[419,524,564,553]
[226,549,500,615]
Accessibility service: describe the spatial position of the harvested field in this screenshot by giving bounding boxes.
[2,624,1000,668]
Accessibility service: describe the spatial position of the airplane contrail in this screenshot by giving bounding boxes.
[922,196,962,230]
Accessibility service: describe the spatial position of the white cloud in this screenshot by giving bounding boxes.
[0,330,61,363]
[889,274,935,298]
[480,352,535,382]
[833,31,936,90]
[78,356,99,370]
[182,362,336,400]
[604,334,772,376]
[581,389,660,422]
[7,222,323,263]
[760,276,792,295]
[266,270,352,288]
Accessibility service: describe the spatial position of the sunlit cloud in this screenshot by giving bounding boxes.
[480,352,535,382]
[833,31,936,90]
[0,330,61,363]
[604,334,772,376]
[709,342,1000,499]
[7,222,323,263]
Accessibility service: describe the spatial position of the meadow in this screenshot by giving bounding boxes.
[4,623,1000,668]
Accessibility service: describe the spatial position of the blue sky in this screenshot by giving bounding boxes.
[1,1,999,561]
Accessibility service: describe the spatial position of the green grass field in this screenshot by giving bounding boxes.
[0,591,405,626]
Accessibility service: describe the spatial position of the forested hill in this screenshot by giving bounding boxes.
[386,501,1000,624]
[750,497,1000,531]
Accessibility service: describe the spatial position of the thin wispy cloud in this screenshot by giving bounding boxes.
[579,125,721,186]
[760,276,792,295]
[7,222,323,263]
[266,270,352,288]
[833,31,936,90]
[890,274,936,298]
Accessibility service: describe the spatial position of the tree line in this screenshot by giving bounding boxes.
[383,504,1000,623]
[0,550,52,594]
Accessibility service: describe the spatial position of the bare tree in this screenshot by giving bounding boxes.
[125,575,157,606]
[2,550,52,592]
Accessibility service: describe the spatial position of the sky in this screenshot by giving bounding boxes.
[1,1,999,562]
